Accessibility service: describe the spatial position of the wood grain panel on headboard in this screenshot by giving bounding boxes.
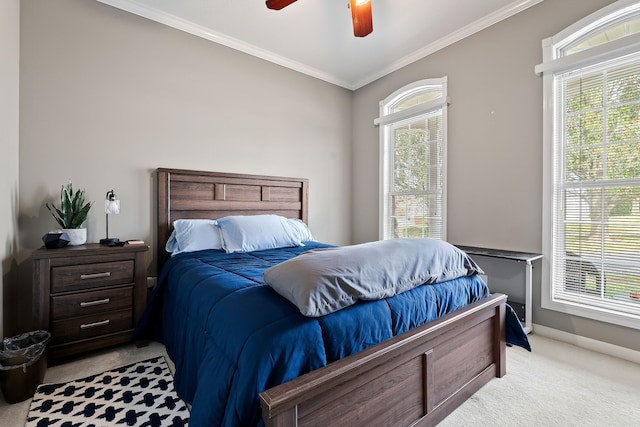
[156,168,309,268]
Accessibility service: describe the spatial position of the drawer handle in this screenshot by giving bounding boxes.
[79,298,111,308]
[80,272,111,280]
[80,319,110,329]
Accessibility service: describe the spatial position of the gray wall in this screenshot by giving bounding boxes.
[352,0,640,352]
[1,0,20,338]
[12,0,352,334]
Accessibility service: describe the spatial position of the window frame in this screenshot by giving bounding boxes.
[375,78,449,241]
[539,0,640,329]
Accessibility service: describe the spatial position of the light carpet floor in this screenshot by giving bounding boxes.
[1,335,639,426]
[439,334,640,426]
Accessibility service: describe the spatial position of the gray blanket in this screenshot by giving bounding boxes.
[264,238,483,317]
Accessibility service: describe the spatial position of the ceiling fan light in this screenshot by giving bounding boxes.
[350,0,373,37]
[266,0,298,10]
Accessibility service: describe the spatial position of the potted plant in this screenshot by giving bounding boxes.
[46,182,93,246]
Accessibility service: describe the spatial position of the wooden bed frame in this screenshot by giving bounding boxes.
[156,168,507,427]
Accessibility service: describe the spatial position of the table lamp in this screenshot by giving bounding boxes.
[99,189,120,245]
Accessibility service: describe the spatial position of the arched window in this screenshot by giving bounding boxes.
[374,78,448,240]
[536,0,640,328]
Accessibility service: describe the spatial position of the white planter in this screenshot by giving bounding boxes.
[63,228,87,246]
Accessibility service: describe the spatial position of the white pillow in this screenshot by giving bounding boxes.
[165,219,223,255]
[285,218,315,243]
[217,215,303,253]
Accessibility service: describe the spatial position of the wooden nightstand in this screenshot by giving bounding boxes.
[32,243,148,361]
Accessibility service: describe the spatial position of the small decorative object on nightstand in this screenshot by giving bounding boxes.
[100,189,120,245]
[42,232,70,249]
[46,181,93,246]
[32,243,148,361]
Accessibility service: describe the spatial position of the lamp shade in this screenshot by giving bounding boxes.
[105,190,120,214]
[105,199,120,215]
[350,0,373,37]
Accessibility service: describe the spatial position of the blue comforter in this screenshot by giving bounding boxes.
[137,242,527,426]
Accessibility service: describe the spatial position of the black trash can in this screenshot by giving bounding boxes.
[0,330,51,403]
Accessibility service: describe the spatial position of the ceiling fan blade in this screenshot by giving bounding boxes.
[266,0,298,10]
[350,0,373,37]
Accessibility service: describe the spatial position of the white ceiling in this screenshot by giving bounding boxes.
[97,0,543,90]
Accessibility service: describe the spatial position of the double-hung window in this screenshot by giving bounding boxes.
[537,0,640,328]
[375,78,448,241]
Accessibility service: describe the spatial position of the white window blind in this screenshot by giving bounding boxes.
[376,78,447,241]
[552,55,640,319]
[540,0,640,328]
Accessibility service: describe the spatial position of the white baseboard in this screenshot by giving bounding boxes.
[533,323,640,365]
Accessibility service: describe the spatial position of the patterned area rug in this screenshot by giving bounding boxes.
[25,356,189,426]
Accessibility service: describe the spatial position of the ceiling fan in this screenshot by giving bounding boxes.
[265,0,373,37]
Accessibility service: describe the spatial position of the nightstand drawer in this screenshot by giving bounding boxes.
[51,287,133,320]
[51,309,133,345]
[51,260,134,293]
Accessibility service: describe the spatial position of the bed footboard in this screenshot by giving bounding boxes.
[260,293,507,427]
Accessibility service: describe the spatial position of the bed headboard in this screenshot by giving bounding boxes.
[156,168,309,268]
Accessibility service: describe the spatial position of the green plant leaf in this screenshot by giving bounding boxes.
[47,182,92,229]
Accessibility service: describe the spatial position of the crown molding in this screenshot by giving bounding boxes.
[95,0,351,89]
[351,0,544,89]
[97,0,543,91]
